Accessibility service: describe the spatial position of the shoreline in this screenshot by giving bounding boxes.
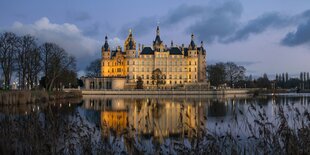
[81,88,259,95]
[0,90,82,105]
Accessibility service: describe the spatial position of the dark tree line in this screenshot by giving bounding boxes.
[207,62,245,88]
[0,32,77,90]
[206,62,276,89]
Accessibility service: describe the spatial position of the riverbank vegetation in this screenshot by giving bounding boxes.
[0,90,82,105]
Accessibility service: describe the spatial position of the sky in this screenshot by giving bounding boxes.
[1,0,310,78]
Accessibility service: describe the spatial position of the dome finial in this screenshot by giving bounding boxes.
[191,33,194,40]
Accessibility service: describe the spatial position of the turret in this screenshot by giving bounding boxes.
[124,29,136,58]
[189,33,197,50]
[102,35,110,59]
[188,33,197,57]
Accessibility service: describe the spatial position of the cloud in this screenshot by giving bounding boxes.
[161,4,204,26]
[224,13,290,43]
[7,17,101,70]
[119,1,243,43]
[186,1,243,43]
[281,19,310,46]
[83,22,100,37]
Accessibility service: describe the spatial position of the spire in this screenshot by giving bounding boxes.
[189,33,196,50]
[171,40,173,47]
[103,35,109,51]
[129,28,132,37]
[201,41,203,47]
[153,26,163,46]
[156,25,160,36]
[124,28,136,50]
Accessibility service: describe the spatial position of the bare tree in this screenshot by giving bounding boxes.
[40,42,76,91]
[0,32,18,88]
[26,47,41,89]
[16,35,39,89]
[225,62,245,87]
[86,58,101,77]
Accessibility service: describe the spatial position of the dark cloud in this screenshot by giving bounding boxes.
[224,13,290,43]
[162,4,203,26]
[119,1,310,47]
[66,10,91,22]
[119,1,243,41]
[281,19,310,46]
[186,1,243,43]
[119,16,156,38]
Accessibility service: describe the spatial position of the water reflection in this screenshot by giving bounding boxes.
[82,95,310,140]
[83,96,208,140]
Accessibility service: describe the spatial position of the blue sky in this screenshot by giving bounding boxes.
[1,0,310,77]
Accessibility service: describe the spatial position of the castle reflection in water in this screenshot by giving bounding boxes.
[81,95,310,140]
[83,96,209,139]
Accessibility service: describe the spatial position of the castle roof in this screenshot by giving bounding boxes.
[111,49,126,57]
[169,47,182,55]
[140,47,154,55]
[184,48,189,56]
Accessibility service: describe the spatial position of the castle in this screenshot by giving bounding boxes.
[83,26,207,89]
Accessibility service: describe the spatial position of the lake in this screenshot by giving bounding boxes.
[1,94,310,154]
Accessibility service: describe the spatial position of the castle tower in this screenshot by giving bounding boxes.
[188,33,197,57]
[153,26,164,52]
[101,35,110,77]
[124,29,136,58]
[102,35,110,60]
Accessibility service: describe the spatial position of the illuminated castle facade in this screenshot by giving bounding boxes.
[100,26,207,88]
